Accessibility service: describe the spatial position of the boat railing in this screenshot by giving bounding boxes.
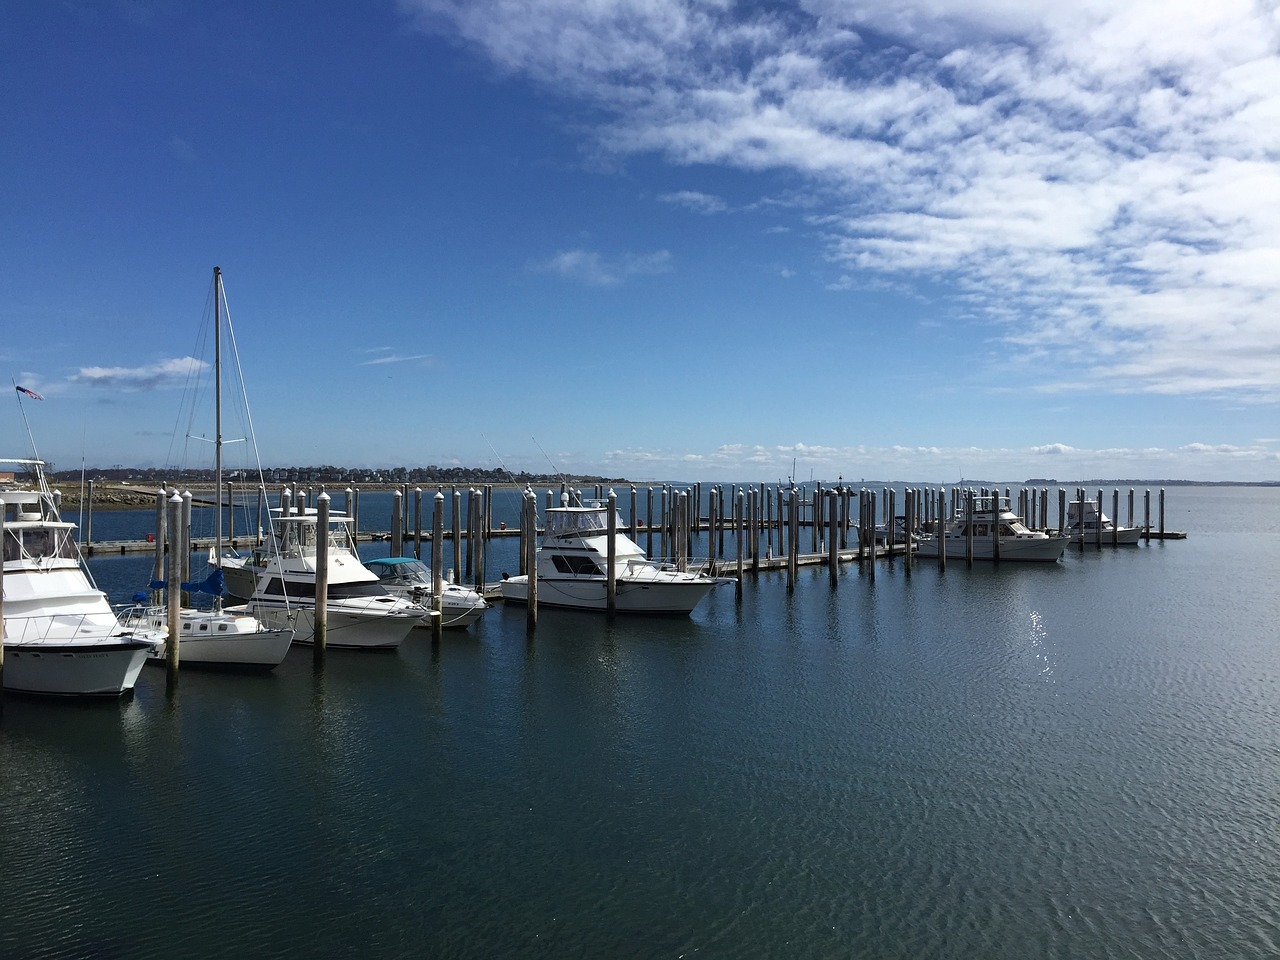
[621,557,716,579]
[3,611,144,645]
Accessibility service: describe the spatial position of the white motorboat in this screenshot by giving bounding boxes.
[2,459,160,696]
[220,506,426,649]
[1066,500,1142,545]
[131,266,294,670]
[499,495,727,613]
[364,557,489,629]
[914,495,1069,562]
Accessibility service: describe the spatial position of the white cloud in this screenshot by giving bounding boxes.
[73,357,208,391]
[658,190,728,213]
[405,0,1280,406]
[538,247,673,286]
[600,437,1280,482]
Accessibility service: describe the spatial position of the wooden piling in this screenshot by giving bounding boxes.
[904,488,914,575]
[937,488,946,572]
[524,490,538,634]
[414,487,422,560]
[827,489,838,585]
[787,486,799,590]
[314,493,329,660]
[708,487,719,569]
[181,490,193,588]
[391,488,403,557]
[606,489,617,616]
[257,485,266,545]
[151,489,167,605]
[432,492,444,642]
[965,491,975,566]
[453,489,463,582]
[1159,488,1166,539]
[469,489,483,588]
[868,490,876,583]
[166,492,182,677]
[1096,489,1104,550]
[1144,489,1151,543]
[734,489,744,599]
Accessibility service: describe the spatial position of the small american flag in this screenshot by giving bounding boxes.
[15,385,44,400]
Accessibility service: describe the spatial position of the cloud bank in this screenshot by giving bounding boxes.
[404,0,1280,403]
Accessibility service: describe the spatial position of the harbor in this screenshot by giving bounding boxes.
[1,483,1275,959]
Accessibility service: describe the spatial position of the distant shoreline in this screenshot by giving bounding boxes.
[37,477,1280,511]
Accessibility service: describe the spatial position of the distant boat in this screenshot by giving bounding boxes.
[1066,499,1142,545]
[2,457,160,696]
[364,557,489,629]
[914,495,1069,562]
[499,494,727,613]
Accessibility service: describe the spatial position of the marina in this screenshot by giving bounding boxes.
[1,484,1276,958]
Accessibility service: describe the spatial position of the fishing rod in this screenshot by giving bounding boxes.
[481,433,520,487]
[532,436,579,506]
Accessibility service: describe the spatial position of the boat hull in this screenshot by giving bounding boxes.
[422,598,488,629]
[499,574,720,614]
[247,600,422,650]
[1067,526,1143,546]
[913,535,1069,562]
[2,640,152,696]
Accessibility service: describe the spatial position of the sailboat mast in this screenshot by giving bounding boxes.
[214,266,223,556]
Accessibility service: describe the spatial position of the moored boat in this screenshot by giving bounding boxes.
[2,458,160,696]
[499,493,727,613]
[128,267,294,670]
[219,505,425,649]
[1066,499,1142,545]
[914,494,1069,562]
[364,557,489,629]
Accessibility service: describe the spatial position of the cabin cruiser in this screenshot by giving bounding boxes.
[2,459,160,695]
[218,507,425,649]
[914,495,1069,562]
[1065,500,1142,545]
[364,557,489,629]
[499,495,727,613]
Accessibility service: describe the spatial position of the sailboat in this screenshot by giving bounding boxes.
[121,267,293,669]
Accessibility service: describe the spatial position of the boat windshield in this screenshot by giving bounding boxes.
[3,525,79,563]
[373,559,431,583]
[545,507,622,537]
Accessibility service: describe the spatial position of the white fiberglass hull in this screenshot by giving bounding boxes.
[219,561,259,603]
[427,595,488,630]
[914,534,1068,562]
[3,639,153,696]
[499,573,721,613]
[1067,525,1143,546]
[248,598,423,649]
[132,608,294,669]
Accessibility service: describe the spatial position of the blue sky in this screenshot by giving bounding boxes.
[3,0,1279,483]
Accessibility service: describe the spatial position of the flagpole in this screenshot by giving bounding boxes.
[12,380,42,465]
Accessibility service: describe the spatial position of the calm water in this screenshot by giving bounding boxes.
[3,486,1279,959]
